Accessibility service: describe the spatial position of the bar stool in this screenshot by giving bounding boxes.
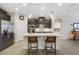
[28,36,38,55]
[45,36,56,55]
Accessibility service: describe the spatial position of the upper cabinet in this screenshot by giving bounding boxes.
[28,17,62,33]
[28,18,35,25]
[0,9,7,14]
[0,8,10,21]
[35,19,39,28]
[28,17,51,28]
[44,19,51,28]
[28,17,52,33]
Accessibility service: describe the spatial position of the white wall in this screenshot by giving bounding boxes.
[58,15,79,39]
[15,14,28,41]
[10,13,28,42]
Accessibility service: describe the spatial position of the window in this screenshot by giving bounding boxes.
[73,23,79,31]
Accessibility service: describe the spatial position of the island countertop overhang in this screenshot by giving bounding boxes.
[23,32,61,37]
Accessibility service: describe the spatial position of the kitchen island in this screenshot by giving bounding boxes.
[23,32,61,46]
[23,32,61,55]
[23,32,61,37]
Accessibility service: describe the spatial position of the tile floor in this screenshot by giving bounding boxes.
[0,39,79,55]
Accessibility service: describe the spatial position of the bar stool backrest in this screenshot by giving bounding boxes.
[46,36,56,43]
[28,36,37,43]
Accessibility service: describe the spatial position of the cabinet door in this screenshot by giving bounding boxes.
[3,15,10,21]
[6,15,11,21]
[28,19,35,25]
[39,18,45,25]
[0,14,7,20]
[0,9,7,14]
[35,19,39,28]
[0,14,10,21]
[44,19,51,28]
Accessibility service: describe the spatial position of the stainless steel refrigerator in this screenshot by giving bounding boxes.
[0,20,14,51]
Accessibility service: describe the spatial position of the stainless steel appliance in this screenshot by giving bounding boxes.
[0,20,14,51]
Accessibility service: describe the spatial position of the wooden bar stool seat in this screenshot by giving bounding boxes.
[45,36,56,55]
[28,36,38,55]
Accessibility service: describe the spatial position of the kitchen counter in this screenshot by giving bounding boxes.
[23,32,61,49]
[23,32,61,37]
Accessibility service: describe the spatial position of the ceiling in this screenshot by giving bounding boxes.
[0,3,79,17]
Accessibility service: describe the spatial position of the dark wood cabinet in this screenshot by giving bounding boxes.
[0,14,10,21]
[0,9,7,14]
[44,19,51,28]
[6,15,11,21]
[28,18,35,25]
[28,17,51,33]
[35,19,39,28]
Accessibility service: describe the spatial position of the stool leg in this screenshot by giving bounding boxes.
[51,43,53,55]
[44,41,46,55]
[46,42,47,55]
[28,42,29,55]
[54,42,56,55]
[51,43,52,50]
[37,41,38,54]
[30,43,32,53]
[44,41,46,50]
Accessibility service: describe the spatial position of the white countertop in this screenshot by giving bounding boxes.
[23,32,61,37]
[35,28,53,33]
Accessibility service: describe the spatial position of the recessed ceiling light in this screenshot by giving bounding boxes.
[58,3,62,6]
[22,3,26,7]
[41,6,45,10]
[15,8,19,11]
[28,14,32,18]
